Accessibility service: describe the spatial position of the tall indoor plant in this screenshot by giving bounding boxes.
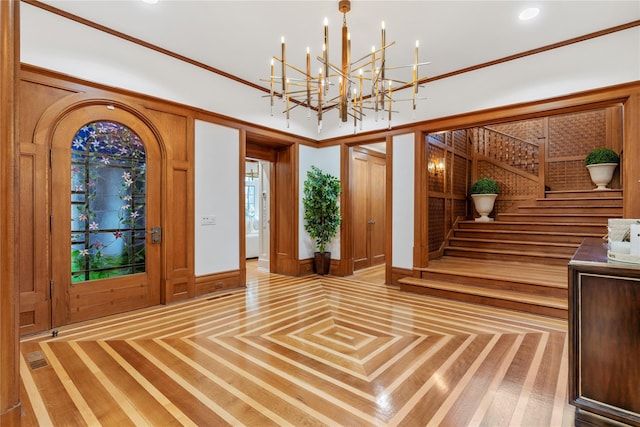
[584,147,620,190]
[303,166,342,274]
[470,177,499,222]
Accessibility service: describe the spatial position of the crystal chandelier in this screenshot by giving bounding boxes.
[266,0,430,133]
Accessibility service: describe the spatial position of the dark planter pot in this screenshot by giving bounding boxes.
[314,252,331,275]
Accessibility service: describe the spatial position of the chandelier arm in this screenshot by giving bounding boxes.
[266,0,429,133]
[384,61,432,71]
[272,57,311,78]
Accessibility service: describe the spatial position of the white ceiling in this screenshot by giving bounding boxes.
[36,0,640,136]
[39,0,639,88]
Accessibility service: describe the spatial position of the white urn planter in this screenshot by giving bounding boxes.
[586,163,617,190]
[471,193,498,222]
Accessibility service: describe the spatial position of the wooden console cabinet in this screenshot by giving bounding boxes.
[569,238,640,427]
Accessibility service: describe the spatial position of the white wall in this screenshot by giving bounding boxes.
[299,145,341,259]
[392,134,415,270]
[194,120,240,276]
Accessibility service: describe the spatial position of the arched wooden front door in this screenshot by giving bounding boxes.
[50,104,162,327]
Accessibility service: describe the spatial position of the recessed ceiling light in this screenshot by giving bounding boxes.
[519,7,540,20]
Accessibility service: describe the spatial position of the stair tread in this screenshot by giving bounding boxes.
[399,277,567,309]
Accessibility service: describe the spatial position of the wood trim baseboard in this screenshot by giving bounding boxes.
[297,257,345,277]
[195,270,244,296]
[390,266,413,285]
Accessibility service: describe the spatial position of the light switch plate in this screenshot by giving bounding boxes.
[201,215,216,225]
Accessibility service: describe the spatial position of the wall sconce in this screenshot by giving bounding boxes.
[428,158,445,176]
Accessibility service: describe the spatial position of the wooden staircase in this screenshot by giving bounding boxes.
[399,190,623,319]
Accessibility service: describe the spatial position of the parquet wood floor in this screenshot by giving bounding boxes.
[20,263,574,426]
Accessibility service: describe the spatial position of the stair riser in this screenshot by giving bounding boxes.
[515,207,622,215]
[400,284,567,319]
[420,271,567,298]
[458,222,606,234]
[453,231,591,244]
[533,199,622,207]
[443,248,570,266]
[546,191,623,199]
[447,241,578,255]
[497,214,616,224]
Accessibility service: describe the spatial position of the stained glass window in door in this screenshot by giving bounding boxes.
[70,121,147,283]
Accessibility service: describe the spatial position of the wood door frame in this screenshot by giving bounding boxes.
[351,146,387,271]
[339,138,390,279]
[244,146,274,275]
[34,94,167,328]
[244,138,298,276]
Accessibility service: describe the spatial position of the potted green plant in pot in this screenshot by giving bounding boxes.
[585,147,620,190]
[303,166,342,275]
[470,177,499,222]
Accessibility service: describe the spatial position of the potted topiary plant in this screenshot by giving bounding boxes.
[470,177,499,222]
[302,166,342,275]
[584,147,620,190]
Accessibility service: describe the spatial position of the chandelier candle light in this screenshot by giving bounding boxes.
[266,0,431,133]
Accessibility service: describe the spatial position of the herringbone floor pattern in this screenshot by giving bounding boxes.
[20,266,573,426]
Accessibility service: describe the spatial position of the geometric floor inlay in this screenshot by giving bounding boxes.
[20,273,574,426]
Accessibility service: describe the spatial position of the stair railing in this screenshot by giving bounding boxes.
[471,127,540,176]
[470,126,546,205]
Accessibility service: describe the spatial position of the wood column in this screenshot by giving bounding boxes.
[413,130,429,273]
[623,94,640,219]
[0,0,21,425]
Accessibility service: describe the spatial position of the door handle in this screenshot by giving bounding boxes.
[368,220,376,224]
[149,226,162,244]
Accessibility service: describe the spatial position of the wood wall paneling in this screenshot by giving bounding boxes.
[369,154,386,266]
[141,109,194,302]
[337,142,353,276]
[246,142,278,163]
[426,130,471,257]
[18,79,76,334]
[18,147,50,334]
[622,94,640,218]
[19,80,75,138]
[166,166,193,301]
